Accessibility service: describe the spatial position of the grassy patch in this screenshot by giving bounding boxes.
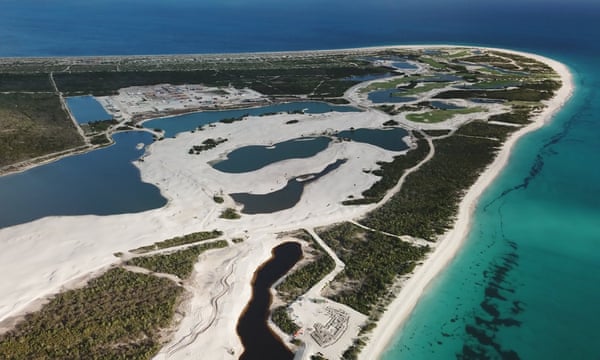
[455,120,520,141]
[126,240,228,279]
[488,109,534,124]
[395,82,449,96]
[360,76,422,93]
[419,57,447,70]
[131,230,223,253]
[406,107,485,123]
[220,208,241,219]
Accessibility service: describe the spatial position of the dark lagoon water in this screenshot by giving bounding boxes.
[1,0,599,358]
[237,242,302,360]
[430,101,464,110]
[144,101,358,138]
[65,96,112,124]
[0,132,166,228]
[336,128,410,151]
[368,89,417,104]
[213,137,331,174]
[392,61,418,70]
[344,73,395,82]
[230,159,346,214]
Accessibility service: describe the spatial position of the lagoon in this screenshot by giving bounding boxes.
[0,132,166,229]
[65,96,112,124]
[231,159,347,214]
[336,128,410,151]
[368,89,417,104]
[236,242,301,360]
[213,137,331,174]
[1,0,600,358]
[144,101,359,138]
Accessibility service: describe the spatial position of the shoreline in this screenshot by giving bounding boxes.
[358,48,574,360]
[0,45,573,360]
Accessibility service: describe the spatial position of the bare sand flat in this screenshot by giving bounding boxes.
[0,46,572,360]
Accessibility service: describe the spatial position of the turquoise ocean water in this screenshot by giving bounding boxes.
[1,0,598,358]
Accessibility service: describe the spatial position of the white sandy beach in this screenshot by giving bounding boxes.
[357,47,574,360]
[0,46,572,360]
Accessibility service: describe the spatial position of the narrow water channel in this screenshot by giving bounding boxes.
[237,242,302,360]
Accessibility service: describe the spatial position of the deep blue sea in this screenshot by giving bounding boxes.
[1,0,598,358]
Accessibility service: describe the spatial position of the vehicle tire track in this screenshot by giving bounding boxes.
[165,250,240,356]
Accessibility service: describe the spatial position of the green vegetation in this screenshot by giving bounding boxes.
[0,268,182,360]
[81,119,117,134]
[53,63,387,97]
[488,108,534,124]
[343,136,430,205]
[220,114,248,124]
[90,133,111,145]
[341,337,367,360]
[318,223,428,315]
[285,119,300,124]
[446,50,471,59]
[358,321,377,336]
[0,93,84,167]
[422,129,452,137]
[382,119,399,126]
[232,237,244,244]
[394,82,448,96]
[270,230,335,335]
[213,195,224,203]
[361,135,500,240]
[313,97,350,104]
[376,104,400,115]
[0,73,54,92]
[220,208,241,219]
[469,79,520,89]
[188,138,228,154]
[459,54,521,71]
[131,230,223,253]
[406,106,485,123]
[271,306,300,335]
[127,240,228,279]
[276,235,335,302]
[435,86,555,102]
[419,57,447,70]
[360,76,421,93]
[489,51,555,74]
[0,48,558,170]
[455,120,520,141]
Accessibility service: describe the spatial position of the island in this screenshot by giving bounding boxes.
[0,46,572,360]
